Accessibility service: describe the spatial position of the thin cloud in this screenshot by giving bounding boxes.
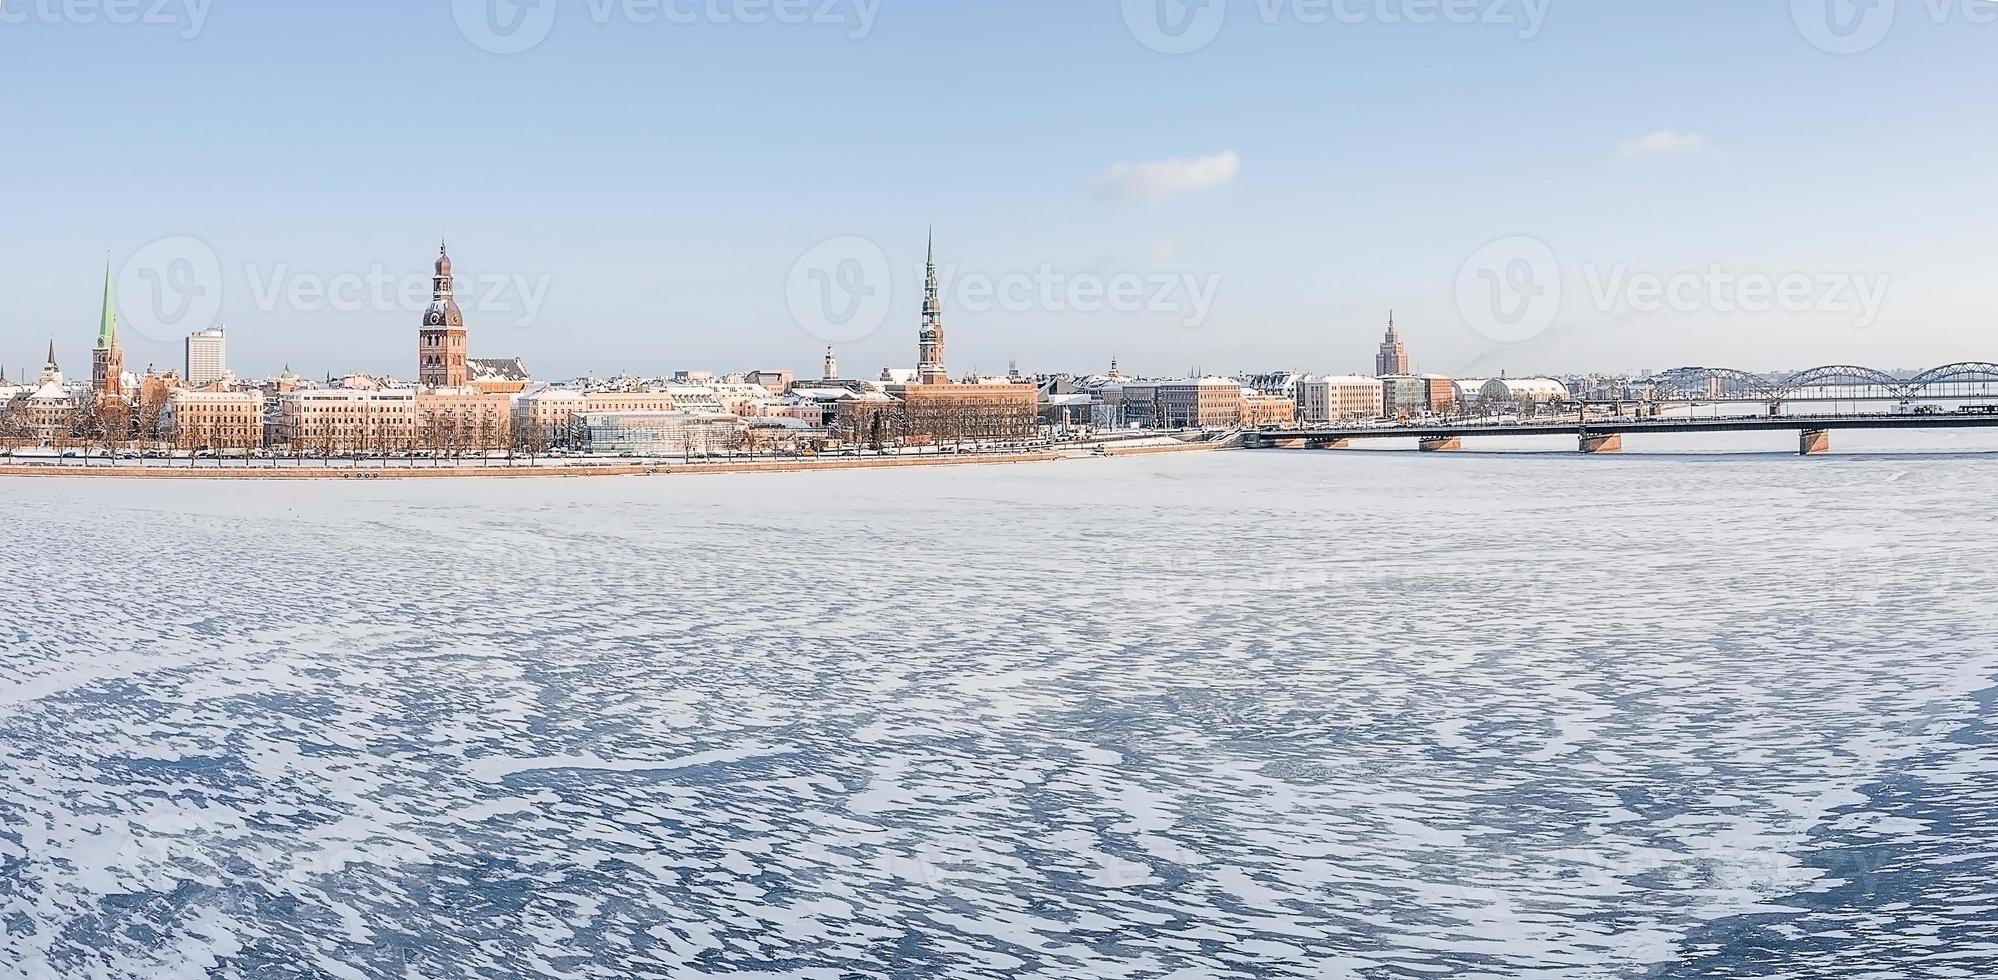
[1099,151,1241,204]
[1617,130,1717,158]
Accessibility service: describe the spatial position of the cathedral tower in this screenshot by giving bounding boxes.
[419,241,468,388]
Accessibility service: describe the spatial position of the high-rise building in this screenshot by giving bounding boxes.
[91,260,125,398]
[917,228,948,385]
[419,241,468,388]
[1375,311,1410,378]
[186,327,227,387]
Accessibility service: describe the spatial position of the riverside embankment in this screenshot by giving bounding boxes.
[0,439,1229,480]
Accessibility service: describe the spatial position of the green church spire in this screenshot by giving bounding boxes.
[97,258,118,350]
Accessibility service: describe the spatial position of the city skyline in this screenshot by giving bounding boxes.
[2,238,1967,389]
[3,3,1994,379]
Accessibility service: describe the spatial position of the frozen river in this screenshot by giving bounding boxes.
[2,448,1996,978]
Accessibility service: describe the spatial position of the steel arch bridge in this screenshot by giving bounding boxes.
[1647,362,1998,401]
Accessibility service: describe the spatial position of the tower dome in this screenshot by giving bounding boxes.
[424,241,464,328]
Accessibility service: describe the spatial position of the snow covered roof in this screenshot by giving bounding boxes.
[29,379,72,402]
[1481,378,1571,400]
[467,357,531,382]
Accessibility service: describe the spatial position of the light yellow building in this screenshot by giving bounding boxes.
[163,391,266,450]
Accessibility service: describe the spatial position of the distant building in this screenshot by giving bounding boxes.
[1153,378,1245,428]
[414,390,514,450]
[509,385,735,448]
[746,368,795,392]
[1422,375,1457,415]
[23,342,74,439]
[1481,378,1571,408]
[185,328,227,387]
[1374,312,1410,377]
[1242,390,1295,426]
[1040,392,1097,427]
[895,379,1039,442]
[580,411,745,455]
[1380,375,1431,418]
[163,391,264,450]
[1239,371,1307,399]
[1296,376,1384,423]
[279,388,418,454]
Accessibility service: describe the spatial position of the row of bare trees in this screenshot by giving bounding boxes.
[836,399,1038,451]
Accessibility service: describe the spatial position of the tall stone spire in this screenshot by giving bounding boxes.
[917,226,949,385]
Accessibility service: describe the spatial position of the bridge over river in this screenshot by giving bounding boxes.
[1243,413,1998,455]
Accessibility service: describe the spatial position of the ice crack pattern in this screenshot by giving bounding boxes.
[2,452,1995,978]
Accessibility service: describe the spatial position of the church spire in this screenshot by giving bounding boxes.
[918,226,948,385]
[97,258,118,351]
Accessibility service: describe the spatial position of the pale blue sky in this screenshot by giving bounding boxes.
[1,0,1993,381]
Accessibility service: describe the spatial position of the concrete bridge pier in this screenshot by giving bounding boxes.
[1579,432,1623,454]
[1273,438,1308,449]
[1418,436,1463,453]
[1308,439,1352,450]
[1800,429,1831,456]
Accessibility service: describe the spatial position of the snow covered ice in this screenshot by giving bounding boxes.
[2,449,1996,978]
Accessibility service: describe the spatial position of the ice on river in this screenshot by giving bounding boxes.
[2,449,1995,978]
